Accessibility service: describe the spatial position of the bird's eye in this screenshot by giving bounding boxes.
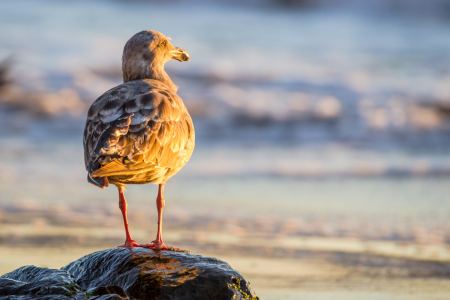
[160,40,166,47]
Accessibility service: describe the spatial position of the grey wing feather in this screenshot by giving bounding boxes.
[83,80,194,182]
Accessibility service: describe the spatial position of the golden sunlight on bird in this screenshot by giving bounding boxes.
[83,30,194,252]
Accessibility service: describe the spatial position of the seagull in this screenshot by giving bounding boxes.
[83,30,194,252]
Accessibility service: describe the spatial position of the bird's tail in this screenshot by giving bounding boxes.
[87,161,109,189]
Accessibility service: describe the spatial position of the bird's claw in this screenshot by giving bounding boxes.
[118,239,140,248]
[139,242,191,253]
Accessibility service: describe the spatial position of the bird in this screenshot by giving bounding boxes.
[83,30,194,252]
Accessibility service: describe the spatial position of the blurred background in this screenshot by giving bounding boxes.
[1,0,450,299]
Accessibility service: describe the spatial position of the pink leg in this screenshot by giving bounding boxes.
[140,184,189,252]
[117,186,139,248]
[154,183,165,245]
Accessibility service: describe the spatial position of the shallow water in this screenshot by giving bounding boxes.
[1,133,449,224]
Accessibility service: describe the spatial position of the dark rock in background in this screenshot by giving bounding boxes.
[0,248,258,300]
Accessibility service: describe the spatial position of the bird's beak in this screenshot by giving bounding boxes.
[170,47,190,62]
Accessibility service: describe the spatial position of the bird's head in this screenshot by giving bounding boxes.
[122,30,189,84]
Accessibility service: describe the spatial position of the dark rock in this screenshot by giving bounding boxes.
[0,265,80,299]
[1,297,72,300]
[0,57,12,88]
[0,248,258,300]
[90,295,126,300]
[75,293,88,300]
[63,248,257,300]
[49,286,71,295]
[87,286,128,298]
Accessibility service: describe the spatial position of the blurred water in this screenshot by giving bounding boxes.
[0,0,450,238]
[2,0,450,146]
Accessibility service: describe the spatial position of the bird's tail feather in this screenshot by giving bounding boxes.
[87,161,109,189]
[91,159,156,177]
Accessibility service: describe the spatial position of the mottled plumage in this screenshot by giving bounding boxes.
[82,30,193,251]
[83,79,194,186]
[83,31,194,188]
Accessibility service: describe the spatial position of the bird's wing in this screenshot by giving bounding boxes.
[83,80,194,180]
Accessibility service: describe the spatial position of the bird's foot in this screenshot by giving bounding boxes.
[118,239,139,248]
[139,241,191,253]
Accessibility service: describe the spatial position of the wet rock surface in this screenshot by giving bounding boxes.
[0,248,257,300]
[0,265,79,299]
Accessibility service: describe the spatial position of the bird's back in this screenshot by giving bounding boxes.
[83,79,195,187]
